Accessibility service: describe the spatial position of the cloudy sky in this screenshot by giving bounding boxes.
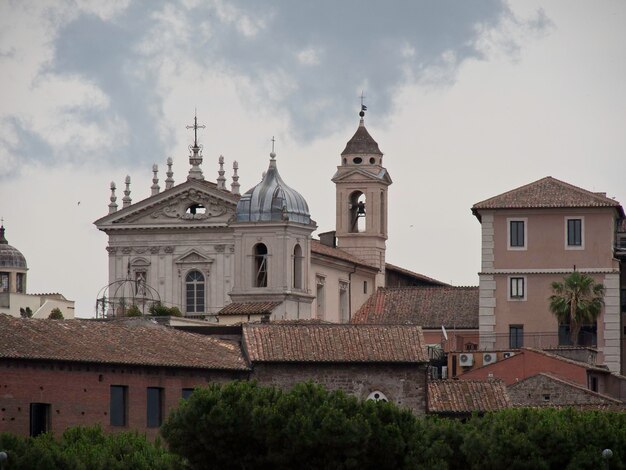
[1,0,625,317]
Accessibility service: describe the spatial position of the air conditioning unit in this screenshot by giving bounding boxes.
[483,352,497,365]
[503,351,516,359]
[441,366,448,379]
[459,353,474,367]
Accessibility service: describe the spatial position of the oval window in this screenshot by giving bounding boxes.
[353,157,362,164]
[367,391,388,402]
[369,157,376,164]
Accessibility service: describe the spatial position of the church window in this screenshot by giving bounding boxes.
[16,273,25,293]
[353,157,362,164]
[369,157,375,164]
[186,204,206,215]
[254,244,268,287]
[0,272,9,292]
[185,270,205,314]
[349,191,366,233]
[293,244,303,289]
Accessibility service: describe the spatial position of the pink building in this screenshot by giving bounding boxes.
[472,177,625,373]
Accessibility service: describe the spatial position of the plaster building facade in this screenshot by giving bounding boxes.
[94,112,440,323]
[472,177,625,373]
[0,224,75,319]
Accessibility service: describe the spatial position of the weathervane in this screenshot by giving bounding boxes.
[186,110,206,148]
[360,91,367,117]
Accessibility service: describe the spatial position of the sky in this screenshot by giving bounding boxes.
[1,0,625,317]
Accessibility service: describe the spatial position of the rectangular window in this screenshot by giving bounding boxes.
[30,403,51,437]
[339,282,349,323]
[363,281,368,294]
[16,273,25,293]
[110,385,128,427]
[510,277,525,299]
[509,325,523,349]
[147,387,164,428]
[0,273,9,292]
[182,388,195,400]
[567,218,582,246]
[509,220,525,247]
[316,276,325,320]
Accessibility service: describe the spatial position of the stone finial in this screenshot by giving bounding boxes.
[122,175,132,208]
[108,182,118,214]
[151,164,160,196]
[217,155,226,190]
[165,157,174,189]
[231,160,240,195]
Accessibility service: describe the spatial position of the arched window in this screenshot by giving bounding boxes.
[293,244,303,289]
[349,191,366,233]
[253,244,268,287]
[366,391,388,402]
[185,270,205,314]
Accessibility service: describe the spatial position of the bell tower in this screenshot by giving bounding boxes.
[332,106,392,288]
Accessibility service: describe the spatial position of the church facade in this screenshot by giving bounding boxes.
[94,111,409,323]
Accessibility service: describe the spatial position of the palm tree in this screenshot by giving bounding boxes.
[549,271,605,346]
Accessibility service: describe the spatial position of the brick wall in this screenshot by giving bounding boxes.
[0,359,247,438]
[507,374,617,406]
[251,362,427,414]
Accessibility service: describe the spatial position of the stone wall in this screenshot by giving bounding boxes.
[507,373,617,406]
[251,362,427,414]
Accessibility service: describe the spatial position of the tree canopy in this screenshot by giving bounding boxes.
[549,271,604,345]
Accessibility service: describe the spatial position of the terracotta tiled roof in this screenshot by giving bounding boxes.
[385,262,449,286]
[521,348,609,373]
[218,302,282,316]
[352,286,478,329]
[242,323,428,363]
[0,314,248,370]
[428,379,511,413]
[472,176,624,216]
[311,240,377,269]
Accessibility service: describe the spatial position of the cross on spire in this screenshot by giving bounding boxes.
[271,136,275,153]
[186,110,206,148]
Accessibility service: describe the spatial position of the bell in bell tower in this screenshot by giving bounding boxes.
[332,103,392,288]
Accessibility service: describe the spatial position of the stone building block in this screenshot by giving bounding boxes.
[480,280,496,290]
[479,307,494,316]
[479,315,496,327]
[480,297,496,308]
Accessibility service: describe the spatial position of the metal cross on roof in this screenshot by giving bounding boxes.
[186,111,206,148]
[360,91,367,116]
[271,136,275,153]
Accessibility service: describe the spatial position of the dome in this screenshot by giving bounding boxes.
[0,226,27,269]
[236,153,311,224]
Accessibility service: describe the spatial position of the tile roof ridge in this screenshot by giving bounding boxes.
[521,347,608,371]
[472,176,554,208]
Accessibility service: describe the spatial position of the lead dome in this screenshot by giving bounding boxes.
[236,151,311,225]
[0,225,27,269]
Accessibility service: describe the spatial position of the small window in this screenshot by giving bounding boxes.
[30,403,51,437]
[509,220,525,248]
[186,204,206,215]
[509,325,523,349]
[369,157,375,164]
[363,281,368,294]
[542,394,551,402]
[293,244,303,289]
[16,273,25,293]
[182,388,195,400]
[566,217,583,248]
[147,387,164,428]
[0,272,9,292]
[510,277,525,299]
[254,243,268,287]
[316,275,325,320]
[590,376,598,392]
[110,385,128,427]
[367,391,388,402]
[353,157,362,164]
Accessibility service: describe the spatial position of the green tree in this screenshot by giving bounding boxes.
[149,302,182,317]
[48,308,64,320]
[126,304,142,317]
[161,381,420,469]
[549,271,605,345]
[19,307,33,318]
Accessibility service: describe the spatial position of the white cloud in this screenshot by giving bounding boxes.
[297,47,322,66]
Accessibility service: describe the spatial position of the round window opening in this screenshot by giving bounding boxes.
[367,391,388,402]
[369,157,376,164]
[353,157,363,164]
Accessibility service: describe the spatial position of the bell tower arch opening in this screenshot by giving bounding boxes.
[349,191,367,233]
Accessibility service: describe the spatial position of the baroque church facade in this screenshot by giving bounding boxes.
[94,110,422,323]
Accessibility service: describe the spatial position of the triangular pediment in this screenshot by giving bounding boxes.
[331,167,392,185]
[175,249,214,264]
[95,179,238,229]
